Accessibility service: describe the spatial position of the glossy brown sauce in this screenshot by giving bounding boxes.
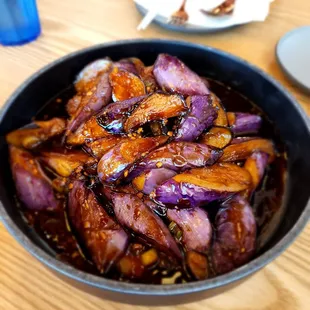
[22,79,287,284]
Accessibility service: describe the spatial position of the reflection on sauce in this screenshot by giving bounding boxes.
[20,78,286,283]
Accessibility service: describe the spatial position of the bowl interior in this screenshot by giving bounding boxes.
[0,40,310,294]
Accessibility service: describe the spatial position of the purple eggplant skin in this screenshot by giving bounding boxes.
[128,142,222,180]
[154,179,232,208]
[227,112,262,135]
[132,168,177,194]
[167,208,212,253]
[153,54,209,96]
[66,61,113,134]
[9,145,60,211]
[97,136,168,183]
[212,196,256,275]
[96,95,146,134]
[74,59,112,92]
[154,164,252,207]
[175,95,217,142]
[68,181,128,273]
[110,192,181,258]
[114,60,138,75]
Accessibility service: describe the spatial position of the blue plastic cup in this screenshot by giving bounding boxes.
[0,0,41,46]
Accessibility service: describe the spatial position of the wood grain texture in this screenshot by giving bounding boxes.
[0,0,309,309]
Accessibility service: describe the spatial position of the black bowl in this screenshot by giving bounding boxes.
[1,39,310,305]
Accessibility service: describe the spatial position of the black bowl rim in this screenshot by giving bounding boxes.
[1,39,310,296]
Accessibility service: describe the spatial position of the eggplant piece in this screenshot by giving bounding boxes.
[186,251,209,280]
[244,152,269,188]
[39,150,96,177]
[153,54,209,96]
[200,127,232,149]
[175,95,217,142]
[210,92,228,127]
[140,65,159,93]
[97,136,168,183]
[227,112,262,135]
[212,196,256,275]
[129,142,222,179]
[124,93,187,133]
[67,62,112,134]
[220,139,275,163]
[68,181,128,273]
[154,163,252,207]
[167,207,212,252]
[96,96,146,134]
[132,168,177,194]
[110,192,181,258]
[114,60,138,75]
[66,116,110,145]
[118,59,158,93]
[75,59,112,93]
[9,146,60,210]
[115,57,146,76]
[85,136,128,159]
[109,67,146,102]
[242,152,269,199]
[6,118,66,150]
[66,95,82,117]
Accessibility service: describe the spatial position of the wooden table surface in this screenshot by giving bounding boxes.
[0,0,309,309]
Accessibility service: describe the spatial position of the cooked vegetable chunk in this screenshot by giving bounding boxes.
[153,54,209,96]
[167,207,212,252]
[6,118,66,149]
[220,139,275,162]
[98,136,168,183]
[132,168,177,194]
[39,150,96,177]
[154,164,252,207]
[110,192,181,258]
[210,92,228,127]
[129,142,222,179]
[200,127,232,149]
[110,68,146,101]
[66,116,110,145]
[227,112,262,135]
[175,95,217,142]
[68,181,128,273]
[124,93,187,133]
[96,96,145,134]
[9,146,59,210]
[212,196,256,274]
[67,60,112,133]
[85,136,128,159]
[242,152,269,199]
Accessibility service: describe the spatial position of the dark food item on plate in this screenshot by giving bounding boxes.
[202,0,235,16]
[6,53,285,284]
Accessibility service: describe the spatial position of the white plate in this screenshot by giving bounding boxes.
[135,0,273,33]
